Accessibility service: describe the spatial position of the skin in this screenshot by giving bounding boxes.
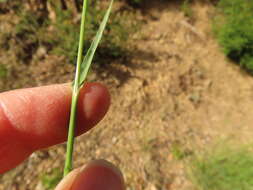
[0,83,125,190]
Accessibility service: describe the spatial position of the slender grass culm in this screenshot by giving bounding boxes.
[63,0,114,177]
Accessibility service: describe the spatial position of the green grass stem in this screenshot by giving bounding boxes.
[63,0,113,177]
[64,0,88,177]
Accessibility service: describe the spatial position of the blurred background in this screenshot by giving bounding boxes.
[1,0,253,189]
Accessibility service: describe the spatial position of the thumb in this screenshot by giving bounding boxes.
[55,160,125,190]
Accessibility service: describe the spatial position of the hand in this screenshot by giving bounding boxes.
[0,83,125,190]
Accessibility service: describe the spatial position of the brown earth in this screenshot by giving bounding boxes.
[1,1,253,190]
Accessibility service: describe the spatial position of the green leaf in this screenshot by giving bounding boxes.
[78,0,114,87]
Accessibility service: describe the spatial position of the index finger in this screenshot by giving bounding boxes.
[0,83,110,174]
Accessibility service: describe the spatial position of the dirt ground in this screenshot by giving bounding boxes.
[1,1,253,190]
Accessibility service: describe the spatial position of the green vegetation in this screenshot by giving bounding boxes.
[64,0,113,176]
[188,144,253,190]
[181,0,193,18]
[1,0,136,65]
[44,2,80,64]
[214,0,253,73]
[0,65,7,78]
[14,11,48,62]
[41,169,62,190]
[171,143,190,160]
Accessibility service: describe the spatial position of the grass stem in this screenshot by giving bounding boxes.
[63,0,113,177]
[64,0,88,177]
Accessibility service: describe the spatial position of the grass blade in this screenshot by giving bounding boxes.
[79,0,114,87]
[64,0,88,177]
[64,0,114,177]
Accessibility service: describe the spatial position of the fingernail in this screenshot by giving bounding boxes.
[71,160,125,190]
